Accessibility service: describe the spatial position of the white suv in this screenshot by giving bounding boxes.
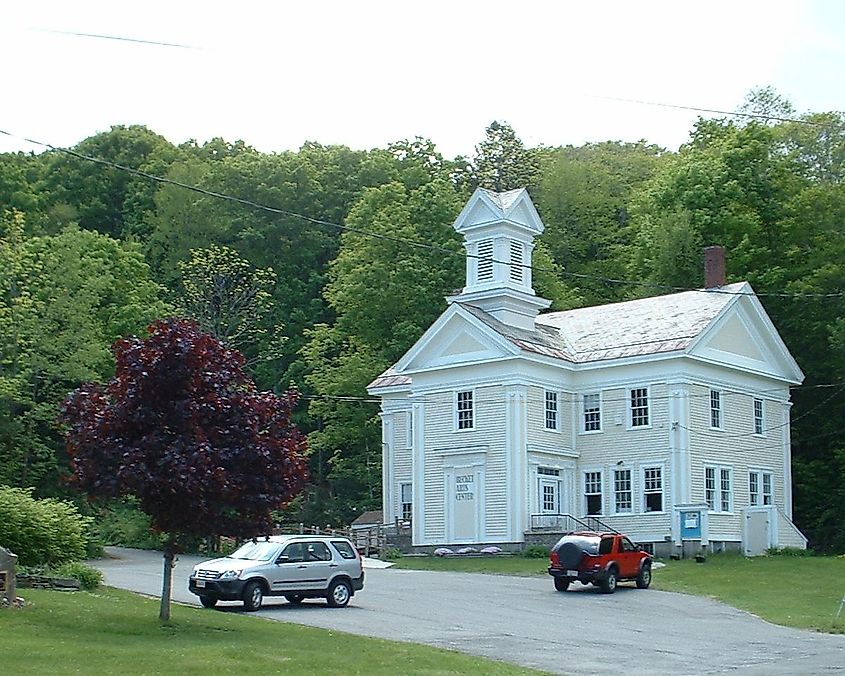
[189,535,365,610]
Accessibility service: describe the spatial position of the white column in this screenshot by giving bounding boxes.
[506,386,528,541]
[379,412,394,523]
[412,400,425,546]
[783,400,794,519]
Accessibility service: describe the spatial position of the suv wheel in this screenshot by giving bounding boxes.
[199,595,218,609]
[636,563,652,589]
[600,568,618,594]
[554,577,569,592]
[556,542,584,570]
[327,579,352,608]
[242,581,264,611]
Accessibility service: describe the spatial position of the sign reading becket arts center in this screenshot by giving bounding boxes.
[452,473,477,541]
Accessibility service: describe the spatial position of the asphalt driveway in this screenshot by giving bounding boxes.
[92,547,844,675]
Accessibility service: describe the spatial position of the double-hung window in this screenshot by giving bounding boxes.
[583,393,601,432]
[456,390,474,430]
[710,389,723,429]
[544,391,559,431]
[584,471,602,515]
[705,465,733,512]
[749,470,773,506]
[642,466,663,512]
[630,387,649,427]
[400,482,413,521]
[753,398,764,435]
[614,468,632,513]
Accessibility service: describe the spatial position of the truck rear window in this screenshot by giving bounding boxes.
[331,540,356,559]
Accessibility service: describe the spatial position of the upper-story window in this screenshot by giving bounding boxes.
[406,410,414,447]
[710,389,723,429]
[583,393,601,432]
[630,387,649,427]
[753,398,764,435]
[456,390,474,430]
[477,240,494,282]
[509,240,524,283]
[544,391,559,431]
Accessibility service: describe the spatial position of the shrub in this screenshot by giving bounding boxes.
[0,486,91,566]
[92,499,165,550]
[522,545,550,559]
[766,546,815,557]
[54,562,103,591]
[382,547,403,560]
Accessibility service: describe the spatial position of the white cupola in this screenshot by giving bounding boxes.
[447,187,551,330]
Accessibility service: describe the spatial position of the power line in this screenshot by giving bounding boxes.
[594,94,830,128]
[1,128,843,300]
[34,28,197,49]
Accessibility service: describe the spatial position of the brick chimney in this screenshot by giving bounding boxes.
[703,246,726,288]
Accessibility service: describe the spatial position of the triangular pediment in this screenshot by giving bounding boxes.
[689,292,803,383]
[394,305,518,373]
[453,187,544,235]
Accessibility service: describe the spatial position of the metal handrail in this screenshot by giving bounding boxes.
[529,513,622,535]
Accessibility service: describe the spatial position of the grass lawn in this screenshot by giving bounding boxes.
[392,553,845,634]
[0,588,546,675]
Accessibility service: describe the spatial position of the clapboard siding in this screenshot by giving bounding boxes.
[419,386,510,542]
[689,384,791,522]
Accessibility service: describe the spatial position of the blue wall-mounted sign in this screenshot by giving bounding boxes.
[680,511,702,539]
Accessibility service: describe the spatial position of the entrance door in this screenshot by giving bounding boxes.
[539,478,560,514]
[447,469,481,543]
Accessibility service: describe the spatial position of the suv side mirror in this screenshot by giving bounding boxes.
[275,555,290,564]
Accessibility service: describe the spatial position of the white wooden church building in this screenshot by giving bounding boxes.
[368,188,807,555]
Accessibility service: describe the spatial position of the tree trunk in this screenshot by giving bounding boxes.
[159,537,176,621]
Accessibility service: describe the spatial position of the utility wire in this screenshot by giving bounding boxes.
[1,128,843,300]
[594,95,830,127]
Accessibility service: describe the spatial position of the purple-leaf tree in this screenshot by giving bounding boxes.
[60,318,307,620]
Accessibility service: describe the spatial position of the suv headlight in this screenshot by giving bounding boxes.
[219,570,242,580]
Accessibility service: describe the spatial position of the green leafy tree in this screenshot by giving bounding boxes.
[463,121,541,193]
[0,211,169,494]
[40,125,179,239]
[300,178,464,524]
[177,245,285,366]
[535,141,665,304]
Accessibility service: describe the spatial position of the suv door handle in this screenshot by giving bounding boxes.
[329,563,339,568]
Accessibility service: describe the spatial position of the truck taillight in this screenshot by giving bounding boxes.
[550,550,560,567]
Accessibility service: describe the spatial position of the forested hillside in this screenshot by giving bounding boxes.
[2,90,843,551]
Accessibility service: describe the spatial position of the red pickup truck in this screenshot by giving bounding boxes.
[548,531,652,594]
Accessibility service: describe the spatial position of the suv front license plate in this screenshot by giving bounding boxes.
[566,570,579,577]
[196,579,206,588]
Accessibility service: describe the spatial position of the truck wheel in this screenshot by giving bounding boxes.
[242,581,263,611]
[554,577,570,592]
[600,568,618,594]
[636,563,652,589]
[327,579,352,608]
[199,595,218,609]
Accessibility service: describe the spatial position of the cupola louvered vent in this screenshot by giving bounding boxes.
[509,240,524,283]
[477,240,494,282]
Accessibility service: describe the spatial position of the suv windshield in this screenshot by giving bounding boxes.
[229,541,281,561]
[559,536,600,554]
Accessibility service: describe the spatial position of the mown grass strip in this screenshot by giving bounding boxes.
[0,588,547,675]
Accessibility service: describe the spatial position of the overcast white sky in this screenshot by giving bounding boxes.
[1,1,842,158]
